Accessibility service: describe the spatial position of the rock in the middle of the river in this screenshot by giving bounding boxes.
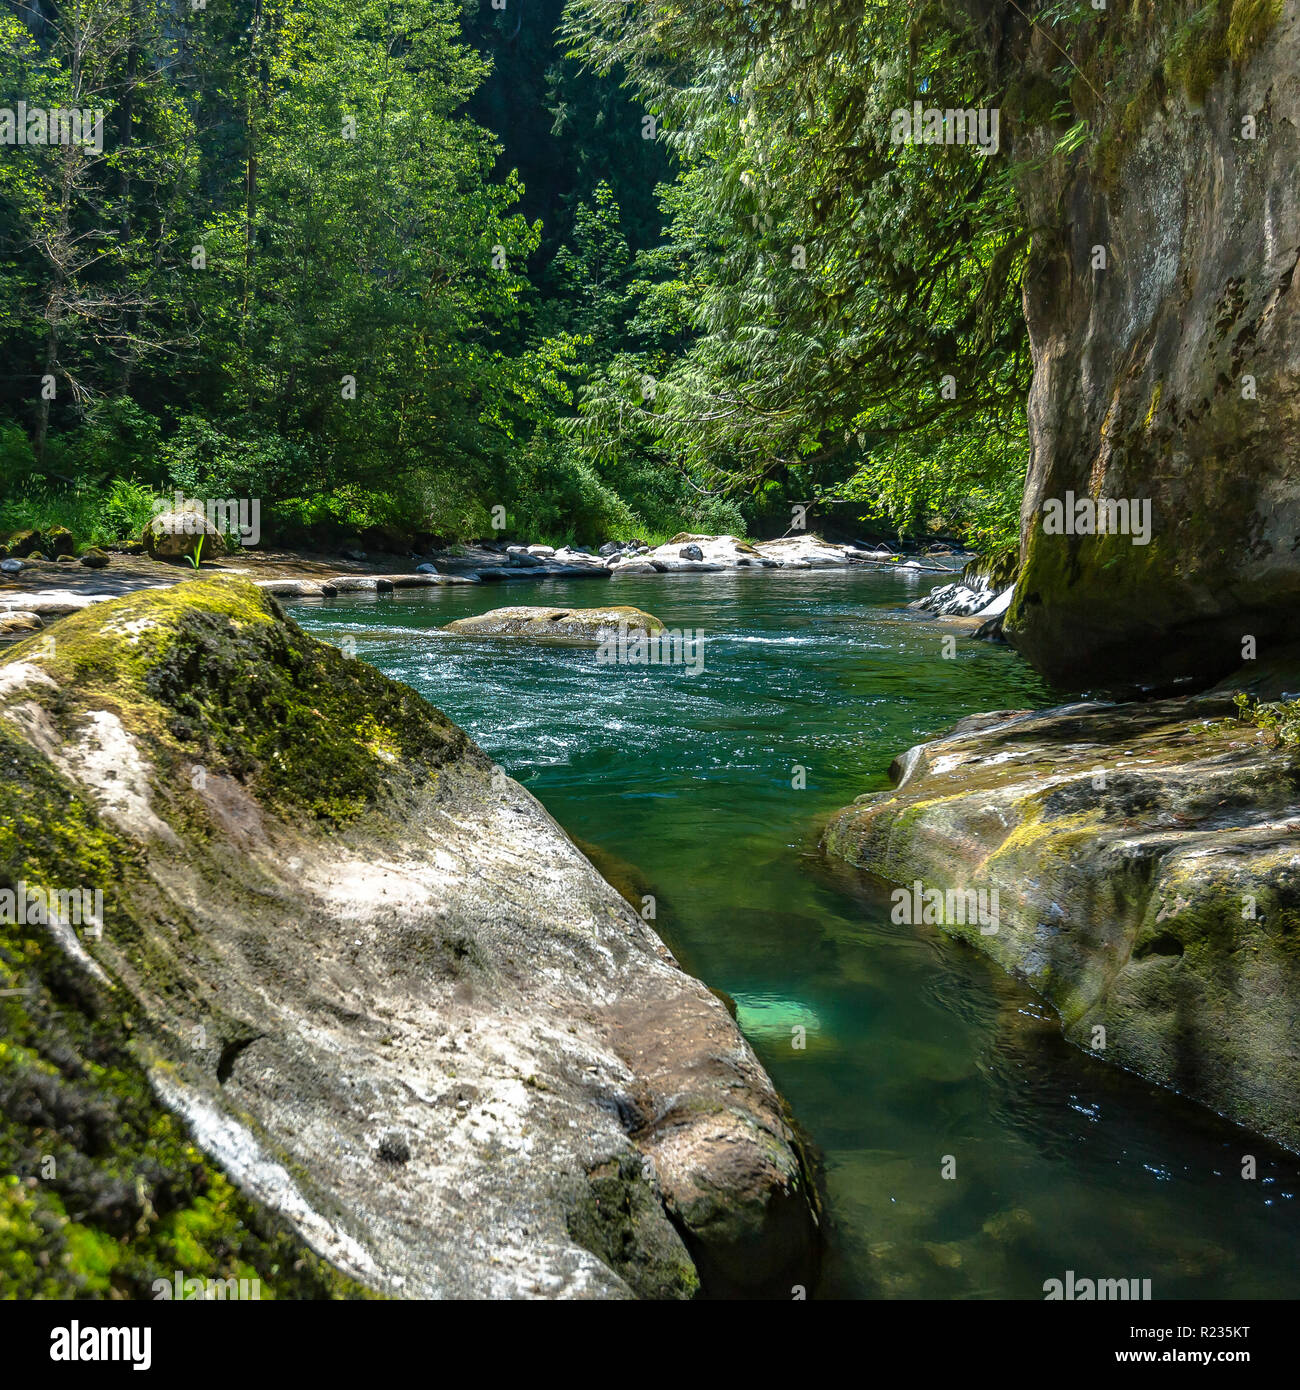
[442,604,665,644]
[0,577,817,1298]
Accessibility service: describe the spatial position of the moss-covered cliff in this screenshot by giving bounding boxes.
[958,0,1297,685]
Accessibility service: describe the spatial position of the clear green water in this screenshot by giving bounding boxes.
[292,570,1300,1299]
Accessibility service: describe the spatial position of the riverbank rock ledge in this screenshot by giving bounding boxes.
[0,577,817,1297]
[442,605,666,644]
[821,695,1300,1152]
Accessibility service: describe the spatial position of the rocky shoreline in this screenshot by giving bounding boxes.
[0,531,971,635]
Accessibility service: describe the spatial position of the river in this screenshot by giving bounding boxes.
[290,568,1300,1298]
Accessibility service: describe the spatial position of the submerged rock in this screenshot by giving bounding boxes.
[822,693,1300,1151]
[0,577,816,1297]
[442,604,666,645]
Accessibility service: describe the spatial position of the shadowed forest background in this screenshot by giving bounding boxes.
[2,0,1129,556]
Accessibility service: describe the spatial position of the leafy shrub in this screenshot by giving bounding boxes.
[99,477,165,541]
[161,416,314,502]
[0,477,165,548]
[0,421,39,499]
[1229,692,1300,747]
[507,432,639,544]
[73,400,163,486]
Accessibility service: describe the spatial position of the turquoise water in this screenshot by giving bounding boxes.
[291,570,1300,1299]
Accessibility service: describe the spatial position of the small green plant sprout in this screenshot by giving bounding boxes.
[185,533,205,570]
[1226,691,1300,747]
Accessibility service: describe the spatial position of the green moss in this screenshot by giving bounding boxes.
[1227,0,1285,63]
[0,824,371,1299]
[0,580,430,1298]
[1011,0,1279,189]
[1163,4,1230,102]
[6,576,480,828]
[566,1156,700,1300]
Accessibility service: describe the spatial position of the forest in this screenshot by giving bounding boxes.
[0,0,1035,555]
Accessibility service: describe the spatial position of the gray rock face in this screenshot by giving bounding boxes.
[1002,10,1300,684]
[0,577,817,1298]
[823,691,1300,1152]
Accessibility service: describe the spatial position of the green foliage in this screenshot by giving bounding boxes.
[561,0,1031,550]
[506,427,639,544]
[98,478,163,542]
[548,183,633,353]
[159,417,312,503]
[0,422,39,498]
[0,477,164,549]
[1230,692,1300,747]
[1,0,1112,556]
[836,414,1027,557]
[68,401,164,488]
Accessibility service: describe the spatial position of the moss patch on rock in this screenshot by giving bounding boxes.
[822,691,1300,1151]
[0,575,816,1298]
[0,721,367,1299]
[10,575,479,827]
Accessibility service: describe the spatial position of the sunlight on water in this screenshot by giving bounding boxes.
[293,569,1300,1299]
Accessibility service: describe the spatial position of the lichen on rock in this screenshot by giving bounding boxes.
[0,576,817,1298]
[822,692,1300,1151]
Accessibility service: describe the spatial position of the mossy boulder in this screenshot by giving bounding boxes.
[0,576,816,1297]
[44,525,76,557]
[142,507,228,563]
[1,530,45,560]
[0,528,75,560]
[442,604,666,644]
[822,692,1300,1150]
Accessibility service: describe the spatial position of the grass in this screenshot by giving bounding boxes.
[0,478,163,551]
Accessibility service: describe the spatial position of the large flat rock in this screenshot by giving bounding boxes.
[0,577,816,1297]
[442,605,665,644]
[822,693,1300,1151]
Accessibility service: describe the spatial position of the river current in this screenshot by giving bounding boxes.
[291,568,1300,1298]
